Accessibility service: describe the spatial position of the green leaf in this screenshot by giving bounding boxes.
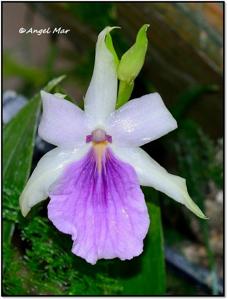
[43,75,66,93]
[3,75,66,245]
[3,98,41,190]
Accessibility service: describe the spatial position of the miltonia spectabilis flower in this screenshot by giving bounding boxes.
[20,27,206,265]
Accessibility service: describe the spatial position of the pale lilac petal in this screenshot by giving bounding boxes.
[106,93,177,147]
[84,27,118,127]
[39,91,89,148]
[111,145,206,219]
[48,147,149,265]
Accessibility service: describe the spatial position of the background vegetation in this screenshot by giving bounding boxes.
[3,2,223,295]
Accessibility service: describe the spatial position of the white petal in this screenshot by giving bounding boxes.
[84,27,118,128]
[19,145,90,217]
[107,93,177,147]
[39,91,89,148]
[111,145,206,218]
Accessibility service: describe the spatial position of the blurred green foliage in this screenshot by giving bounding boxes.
[161,85,223,295]
[64,3,116,31]
[3,53,48,88]
[174,120,222,295]
[3,3,223,295]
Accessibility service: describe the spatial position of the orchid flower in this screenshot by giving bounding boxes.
[20,27,206,265]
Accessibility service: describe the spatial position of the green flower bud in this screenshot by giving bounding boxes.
[105,32,119,68]
[118,24,149,84]
[116,81,134,109]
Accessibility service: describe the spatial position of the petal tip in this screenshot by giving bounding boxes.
[143,24,150,30]
[194,210,208,220]
[173,119,178,130]
[98,26,120,45]
[21,207,30,217]
[19,196,30,217]
[104,25,120,32]
[198,211,208,220]
[185,201,207,219]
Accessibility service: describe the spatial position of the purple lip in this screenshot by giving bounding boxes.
[48,146,149,264]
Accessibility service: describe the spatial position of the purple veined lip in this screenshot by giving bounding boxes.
[48,146,150,264]
[86,129,112,143]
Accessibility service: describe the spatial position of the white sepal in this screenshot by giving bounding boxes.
[84,27,118,128]
[19,145,90,216]
[111,145,207,219]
